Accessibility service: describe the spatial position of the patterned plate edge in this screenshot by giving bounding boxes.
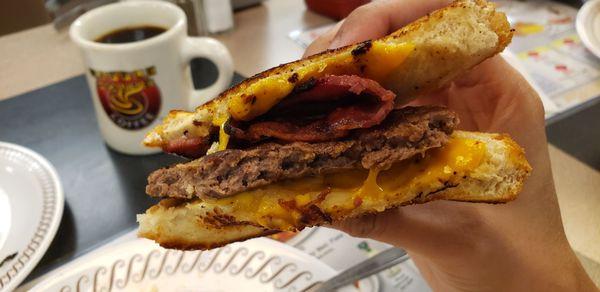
[0,142,64,291]
[33,238,331,292]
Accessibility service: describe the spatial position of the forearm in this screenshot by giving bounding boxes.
[512,242,598,292]
[410,229,598,292]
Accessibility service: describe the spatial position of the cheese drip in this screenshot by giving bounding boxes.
[210,106,231,151]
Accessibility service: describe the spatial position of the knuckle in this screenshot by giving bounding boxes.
[345,2,379,21]
[349,4,371,17]
[530,94,545,119]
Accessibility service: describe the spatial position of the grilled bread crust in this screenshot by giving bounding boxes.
[138,131,531,250]
[143,0,512,149]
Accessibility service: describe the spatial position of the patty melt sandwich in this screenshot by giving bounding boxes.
[138,0,531,250]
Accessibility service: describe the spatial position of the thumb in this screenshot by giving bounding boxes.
[331,201,487,256]
[333,207,408,242]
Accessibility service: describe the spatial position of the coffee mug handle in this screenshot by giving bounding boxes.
[181,37,234,109]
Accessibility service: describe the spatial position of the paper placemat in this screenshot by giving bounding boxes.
[276,227,431,291]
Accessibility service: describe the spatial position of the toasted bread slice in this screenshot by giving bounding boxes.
[138,131,531,250]
[143,0,512,151]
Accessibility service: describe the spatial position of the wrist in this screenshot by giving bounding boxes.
[498,234,598,291]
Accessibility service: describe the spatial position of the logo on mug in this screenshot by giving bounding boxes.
[91,67,161,130]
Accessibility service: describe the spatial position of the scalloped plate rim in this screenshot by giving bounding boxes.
[29,237,361,292]
[577,0,600,58]
[0,142,64,292]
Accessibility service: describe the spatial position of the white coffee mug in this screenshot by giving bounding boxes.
[70,1,233,155]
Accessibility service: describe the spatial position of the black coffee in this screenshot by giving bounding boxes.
[95,26,167,44]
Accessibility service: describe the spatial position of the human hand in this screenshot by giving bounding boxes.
[305,0,598,291]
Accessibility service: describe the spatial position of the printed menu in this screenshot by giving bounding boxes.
[498,0,600,116]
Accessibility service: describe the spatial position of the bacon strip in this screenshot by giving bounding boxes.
[163,137,210,159]
[229,75,395,142]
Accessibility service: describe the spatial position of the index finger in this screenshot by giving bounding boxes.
[304,0,451,57]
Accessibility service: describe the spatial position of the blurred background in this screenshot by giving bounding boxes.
[2,0,377,36]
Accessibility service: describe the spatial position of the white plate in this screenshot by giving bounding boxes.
[0,142,64,291]
[30,237,359,292]
[577,0,600,58]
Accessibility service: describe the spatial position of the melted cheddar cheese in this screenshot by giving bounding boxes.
[204,136,486,230]
[228,41,414,122]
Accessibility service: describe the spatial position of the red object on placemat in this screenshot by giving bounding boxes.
[305,0,371,20]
